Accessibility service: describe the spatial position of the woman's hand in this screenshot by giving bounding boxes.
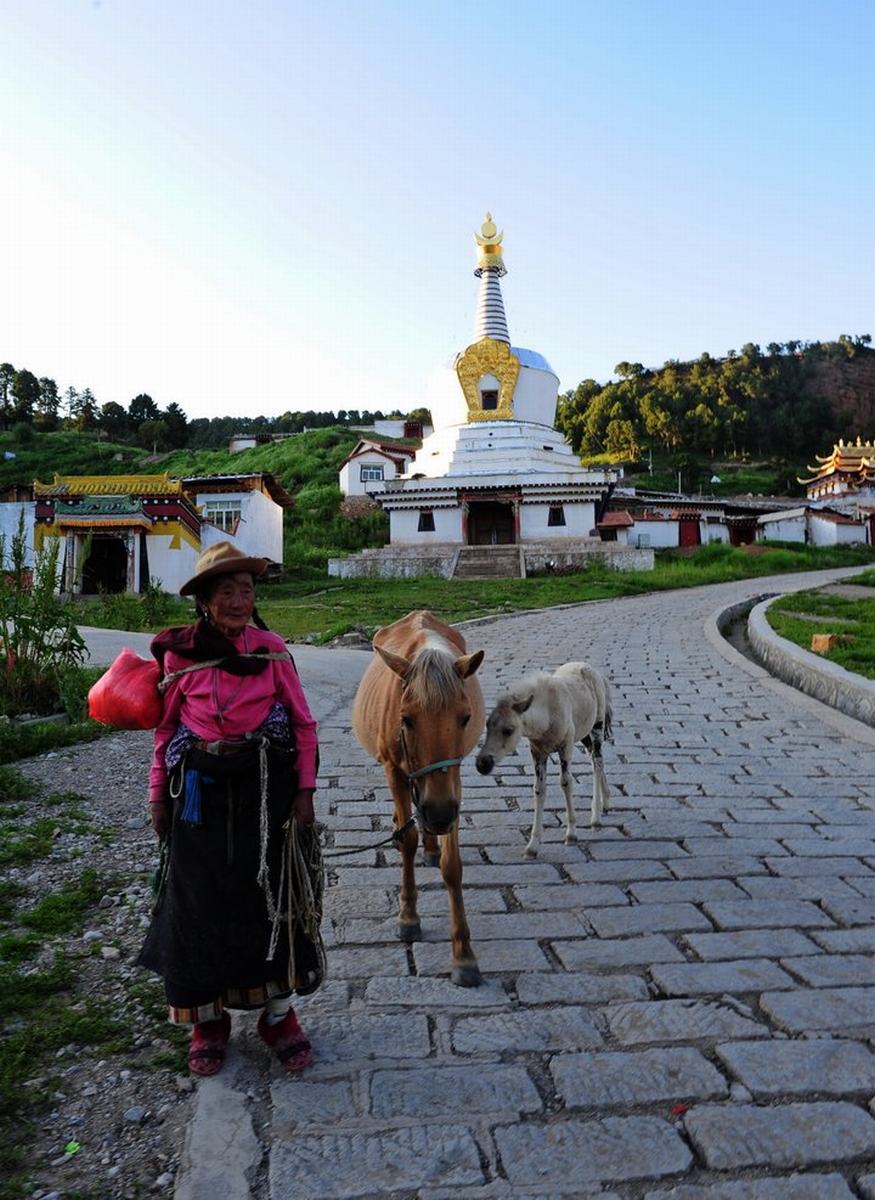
[293,789,315,826]
[149,801,171,839]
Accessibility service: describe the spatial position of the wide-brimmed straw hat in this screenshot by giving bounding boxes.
[180,541,270,596]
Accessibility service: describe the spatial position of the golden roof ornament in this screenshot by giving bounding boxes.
[474,211,506,277]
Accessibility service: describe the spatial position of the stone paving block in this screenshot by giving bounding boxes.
[716,1037,875,1096]
[365,976,509,1008]
[415,888,507,914]
[270,1125,483,1198]
[588,903,713,937]
[682,837,787,857]
[722,822,817,839]
[565,859,672,883]
[449,910,587,940]
[629,879,746,904]
[620,821,721,840]
[296,981,352,1015]
[766,856,874,877]
[601,998,769,1045]
[327,945,410,978]
[650,958,797,997]
[781,954,875,987]
[821,896,875,926]
[669,856,768,879]
[551,1046,727,1109]
[307,1014,431,1063]
[324,888,394,920]
[493,1115,692,1187]
[701,899,834,930]
[588,840,689,860]
[737,875,859,901]
[683,1101,875,1170]
[271,1078,358,1128]
[554,934,686,969]
[512,882,629,909]
[644,1174,856,1199]
[370,1062,542,1119]
[760,986,875,1032]
[784,838,875,857]
[452,1005,603,1054]
[453,862,563,885]
[812,925,875,952]
[683,929,822,961]
[413,938,549,976]
[516,972,649,1005]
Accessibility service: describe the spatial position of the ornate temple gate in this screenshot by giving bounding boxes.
[462,493,519,545]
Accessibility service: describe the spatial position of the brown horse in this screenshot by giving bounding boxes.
[352,611,485,987]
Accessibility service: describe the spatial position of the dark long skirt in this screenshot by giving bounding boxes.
[138,745,323,1022]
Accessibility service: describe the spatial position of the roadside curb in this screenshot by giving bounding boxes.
[704,568,875,748]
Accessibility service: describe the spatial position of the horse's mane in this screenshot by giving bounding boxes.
[405,645,465,709]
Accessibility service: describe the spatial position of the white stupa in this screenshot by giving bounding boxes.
[378,214,616,548]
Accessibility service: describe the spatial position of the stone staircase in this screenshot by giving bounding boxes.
[452,545,523,580]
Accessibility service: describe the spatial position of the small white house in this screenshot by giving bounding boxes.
[809,509,867,546]
[756,506,868,546]
[182,474,292,564]
[339,440,413,497]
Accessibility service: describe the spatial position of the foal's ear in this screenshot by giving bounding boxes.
[455,649,484,678]
[375,645,411,678]
[512,693,533,714]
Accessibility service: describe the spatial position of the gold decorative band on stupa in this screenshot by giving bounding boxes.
[474,212,506,277]
[456,338,520,420]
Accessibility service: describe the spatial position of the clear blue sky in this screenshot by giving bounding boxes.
[2,0,873,420]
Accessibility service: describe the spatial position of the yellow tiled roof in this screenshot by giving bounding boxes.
[33,473,182,497]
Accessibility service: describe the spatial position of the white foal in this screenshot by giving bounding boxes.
[475,662,612,858]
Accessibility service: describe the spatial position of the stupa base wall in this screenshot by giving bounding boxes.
[327,541,653,579]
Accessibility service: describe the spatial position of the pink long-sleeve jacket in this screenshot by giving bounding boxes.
[148,627,318,804]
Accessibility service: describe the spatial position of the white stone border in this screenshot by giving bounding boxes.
[705,590,875,748]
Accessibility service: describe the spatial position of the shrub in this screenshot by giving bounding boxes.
[0,517,86,716]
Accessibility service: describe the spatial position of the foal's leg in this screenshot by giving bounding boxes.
[386,763,421,942]
[440,825,481,987]
[524,749,548,859]
[559,735,577,844]
[582,728,609,827]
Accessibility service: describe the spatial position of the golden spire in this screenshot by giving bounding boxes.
[474,211,506,277]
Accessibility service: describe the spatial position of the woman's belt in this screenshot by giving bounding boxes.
[193,738,253,756]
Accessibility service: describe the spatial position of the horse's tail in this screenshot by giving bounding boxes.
[602,685,614,743]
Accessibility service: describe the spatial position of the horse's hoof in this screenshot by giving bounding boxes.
[590,821,602,831]
[565,832,578,845]
[398,921,422,943]
[451,964,482,988]
[422,851,441,868]
[524,846,539,859]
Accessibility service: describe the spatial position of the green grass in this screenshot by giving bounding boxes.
[66,542,875,645]
[767,569,875,680]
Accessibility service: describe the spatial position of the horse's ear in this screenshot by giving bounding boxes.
[455,649,484,678]
[375,644,411,679]
[512,693,533,714]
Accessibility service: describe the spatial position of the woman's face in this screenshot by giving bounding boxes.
[204,572,255,638]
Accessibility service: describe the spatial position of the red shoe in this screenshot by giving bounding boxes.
[257,1008,313,1072]
[187,1012,231,1077]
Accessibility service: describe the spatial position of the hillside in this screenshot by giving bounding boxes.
[559,337,875,465]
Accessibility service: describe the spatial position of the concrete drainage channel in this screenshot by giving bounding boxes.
[715,592,875,730]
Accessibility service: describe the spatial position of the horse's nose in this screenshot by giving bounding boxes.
[476,753,494,775]
[421,802,457,836]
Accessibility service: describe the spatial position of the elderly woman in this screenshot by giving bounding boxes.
[138,541,323,1077]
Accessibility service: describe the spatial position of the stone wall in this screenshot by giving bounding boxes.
[327,541,654,578]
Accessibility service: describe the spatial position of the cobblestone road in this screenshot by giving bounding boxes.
[271,568,875,1199]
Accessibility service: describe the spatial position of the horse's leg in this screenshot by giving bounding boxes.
[387,763,421,942]
[559,735,577,844]
[524,749,547,859]
[421,830,441,868]
[439,826,481,987]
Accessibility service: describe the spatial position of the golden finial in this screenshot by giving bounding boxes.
[474,211,506,276]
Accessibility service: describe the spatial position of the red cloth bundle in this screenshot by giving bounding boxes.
[88,648,163,730]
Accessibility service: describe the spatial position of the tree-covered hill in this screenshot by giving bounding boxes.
[558,336,875,463]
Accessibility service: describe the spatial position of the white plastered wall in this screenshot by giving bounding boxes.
[340,452,404,497]
[146,534,200,595]
[389,507,462,545]
[519,502,595,540]
[0,501,35,568]
[199,490,283,562]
